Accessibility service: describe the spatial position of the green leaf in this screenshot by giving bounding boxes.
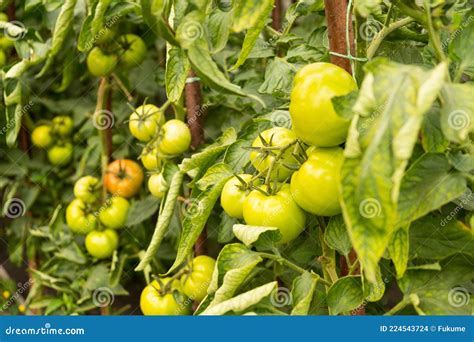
[421,106,449,152]
[354,0,383,17]
[324,215,352,256]
[166,164,233,275]
[125,196,160,226]
[231,0,273,70]
[258,58,295,98]
[326,276,364,315]
[409,216,474,259]
[200,281,278,315]
[141,0,178,46]
[341,60,447,282]
[449,19,474,77]
[232,224,281,247]
[206,8,231,53]
[37,0,77,76]
[208,243,263,307]
[332,91,359,120]
[387,225,409,278]
[440,83,474,143]
[218,212,237,243]
[363,267,385,302]
[135,171,184,271]
[291,272,318,315]
[54,243,86,265]
[397,153,467,227]
[165,47,190,103]
[398,254,474,315]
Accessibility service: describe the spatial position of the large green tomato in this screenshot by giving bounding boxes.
[148,173,168,198]
[87,47,118,77]
[98,196,130,229]
[85,229,118,259]
[66,198,97,234]
[118,34,147,68]
[180,255,215,302]
[51,116,74,137]
[47,143,73,166]
[0,50,6,68]
[249,127,298,181]
[129,104,164,142]
[289,62,357,147]
[242,184,306,244]
[291,146,344,216]
[140,278,191,316]
[74,176,100,204]
[31,125,53,148]
[141,147,162,171]
[220,174,253,219]
[158,120,191,155]
[0,36,14,50]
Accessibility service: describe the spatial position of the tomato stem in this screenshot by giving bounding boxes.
[95,77,111,202]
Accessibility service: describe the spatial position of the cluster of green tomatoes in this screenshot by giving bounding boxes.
[31,116,75,167]
[65,158,144,259]
[128,103,192,198]
[221,62,357,244]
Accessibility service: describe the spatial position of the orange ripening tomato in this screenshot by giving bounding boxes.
[104,159,144,198]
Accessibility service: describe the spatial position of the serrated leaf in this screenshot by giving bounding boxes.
[206,7,231,53]
[200,281,277,315]
[387,225,409,278]
[258,58,295,98]
[324,215,352,256]
[165,47,190,103]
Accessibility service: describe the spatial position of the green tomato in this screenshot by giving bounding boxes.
[291,146,344,216]
[47,143,73,166]
[31,125,53,148]
[148,173,168,198]
[87,46,118,77]
[220,174,253,219]
[140,278,191,316]
[158,120,191,155]
[52,116,74,137]
[180,255,215,302]
[249,127,298,181]
[0,50,6,68]
[242,184,306,244]
[289,62,357,147]
[140,147,162,171]
[129,104,164,142]
[0,36,14,50]
[85,229,118,259]
[95,25,117,45]
[74,176,100,204]
[65,198,97,234]
[117,34,147,68]
[98,196,130,229]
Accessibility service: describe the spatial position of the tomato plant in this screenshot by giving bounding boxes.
[0,0,472,318]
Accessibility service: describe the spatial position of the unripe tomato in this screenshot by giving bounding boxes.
[242,184,306,244]
[148,173,168,198]
[31,125,53,148]
[140,278,191,315]
[291,146,344,216]
[95,26,117,45]
[220,174,253,219]
[0,50,6,68]
[0,13,8,22]
[74,176,100,204]
[180,255,216,301]
[118,34,147,68]
[85,229,118,259]
[249,127,298,181]
[104,159,144,198]
[47,143,73,166]
[66,198,97,234]
[140,147,162,170]
[158,120,191,155]
[289,62,357,147]
[87,46,118,77]
[51,116,74,137]
[129,104,164,142]
[0,36,14,50]
[98,196,130,229]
